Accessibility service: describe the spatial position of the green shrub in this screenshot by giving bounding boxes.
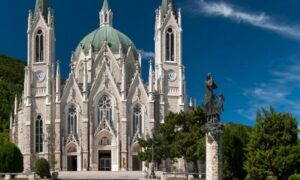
[0,143,23,172]
[289,174,300,180]
[34,158,51,178]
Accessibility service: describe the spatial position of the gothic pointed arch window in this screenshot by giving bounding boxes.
[35,30,44,63]
[166,28,175,62]
[35,115,43,153]
[132,105,142,134]
[68,104,77,135]
[98,95,112,125]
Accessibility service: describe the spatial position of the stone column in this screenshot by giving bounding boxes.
[24,105,32,172]
[206,132,222,180]
[120,100,128,171]
[54,101,61,170]
[81,100,89,171]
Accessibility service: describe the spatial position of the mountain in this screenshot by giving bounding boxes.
[0,54,25,133]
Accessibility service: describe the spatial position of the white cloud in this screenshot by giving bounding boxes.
[238,60,300,121]
[243,87,289,104]
[138,50,155,60]
[272,62,300,83]
[195,0,300,41]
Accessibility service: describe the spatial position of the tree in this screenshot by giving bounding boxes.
[0,55,25,133]
[244,107,300,180]
[222,123,251,180]
[0,131,9,145]
[288,174,300,180]
[35,158,51,178]
[138,107,206,171]
[0,143,23,173]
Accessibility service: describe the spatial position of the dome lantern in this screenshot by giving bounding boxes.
[99,0,113,27]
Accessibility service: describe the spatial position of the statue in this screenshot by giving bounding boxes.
[204,73,224,180]
[204,73,218,116]
[204,73,224,135]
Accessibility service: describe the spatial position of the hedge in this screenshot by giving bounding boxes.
[34,158,51,178]
[0,143,23,173]
[289,174,300,180]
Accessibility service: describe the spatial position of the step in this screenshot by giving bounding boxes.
[57,171,147,180]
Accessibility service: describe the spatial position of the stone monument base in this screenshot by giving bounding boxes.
[206,132,222,180]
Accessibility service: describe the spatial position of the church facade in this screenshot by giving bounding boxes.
[10,0,187,172]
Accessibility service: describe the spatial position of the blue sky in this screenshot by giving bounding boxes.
[1,0,300,127]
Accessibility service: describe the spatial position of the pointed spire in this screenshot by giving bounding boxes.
[55,61,61,103]
[189,97,193,107]
[100,0,113,27]
[34,0,48,19]
[14,95,18,115]
[9,113,13,142]
[149,60,153,90]
[148,60,154,101]
[83,59,88,101]
[121,59,126,100]
[10,113,13,130]
[161,0,176,18]
[119,44,124,58]
[139,53,142,75]
[101,0,111,12]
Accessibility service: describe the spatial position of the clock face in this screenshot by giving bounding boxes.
[167,70,177,81]
[34,71,46,82]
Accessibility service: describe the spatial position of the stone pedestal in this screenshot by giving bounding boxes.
[23,154,31,172]
[4,175,11,180]
[206,132,222,180]
[28,173,36,180]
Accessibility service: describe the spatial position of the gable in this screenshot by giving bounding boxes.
[127,73,149,107]
[61,74,83,105]
[89,63,121,103]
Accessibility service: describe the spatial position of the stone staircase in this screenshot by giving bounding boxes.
[58,171,146,180]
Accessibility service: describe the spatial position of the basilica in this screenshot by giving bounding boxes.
[10,0,187,172]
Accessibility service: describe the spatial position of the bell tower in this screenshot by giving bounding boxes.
[154,0,186,121]
[22,0,56,171]
[25,0,55,104]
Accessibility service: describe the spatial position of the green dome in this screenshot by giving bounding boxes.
[75,26,138,58]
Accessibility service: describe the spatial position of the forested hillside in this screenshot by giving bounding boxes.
[0,54,25,134]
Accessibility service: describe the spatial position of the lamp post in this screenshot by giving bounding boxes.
[149,129,156,179]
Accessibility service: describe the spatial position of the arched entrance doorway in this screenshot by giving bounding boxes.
[94,130,114,171]
[67,145,77,171]
[98,150,111,171]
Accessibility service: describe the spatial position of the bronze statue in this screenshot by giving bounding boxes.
[204,73,218,116]
[204,73,224,135]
